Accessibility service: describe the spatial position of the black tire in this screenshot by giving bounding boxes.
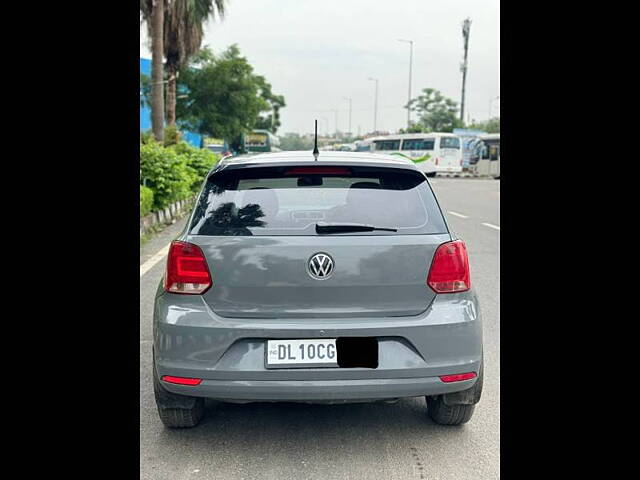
[427,362,483,426]
[156,402,205,428]
[153,366,205,428]
[426,398,476,426]
[426,172,437,178]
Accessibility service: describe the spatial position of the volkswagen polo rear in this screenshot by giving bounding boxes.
[153,152,483,428]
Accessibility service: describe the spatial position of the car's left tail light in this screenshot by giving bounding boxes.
[161,375,202,386]
[164,241,212,294]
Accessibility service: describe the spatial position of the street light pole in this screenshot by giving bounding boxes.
[368,77,378,133]
[331,109,339,137]
[343,97,352,135]
[488,95,500,120]
[460,18,472,124]
[398,39,413,130]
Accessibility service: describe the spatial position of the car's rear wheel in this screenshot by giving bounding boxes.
[426,362,483,426]
[426,398,476,425]
[153,364,205,428]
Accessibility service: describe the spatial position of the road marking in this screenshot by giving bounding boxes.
[140,244,170,278]
[448,211,469,219]
[482,222,500,230]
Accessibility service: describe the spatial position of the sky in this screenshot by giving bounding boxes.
[140,0,500,135]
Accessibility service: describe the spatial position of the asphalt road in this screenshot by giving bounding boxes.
[140,177,500,480]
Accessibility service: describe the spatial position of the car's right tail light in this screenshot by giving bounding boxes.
[164,241,212,295]
[427,240,470,293]
[440,372,476,382]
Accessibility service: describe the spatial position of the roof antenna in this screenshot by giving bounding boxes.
[312,119,319,160]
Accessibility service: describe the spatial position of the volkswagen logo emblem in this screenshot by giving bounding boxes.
[308,253,334,280]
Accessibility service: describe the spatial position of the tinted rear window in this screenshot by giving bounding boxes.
[190,166,447,236]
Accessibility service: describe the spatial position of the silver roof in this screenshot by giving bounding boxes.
[216,150,418,171]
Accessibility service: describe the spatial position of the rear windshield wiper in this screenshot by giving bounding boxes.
[315,222,398,234]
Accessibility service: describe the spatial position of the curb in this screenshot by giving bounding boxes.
[140,197,193,237]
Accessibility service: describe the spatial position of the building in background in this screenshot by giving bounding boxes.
[140,58,202,148]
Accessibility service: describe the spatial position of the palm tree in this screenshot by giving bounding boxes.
[141,0,166,142]
[164,0,226,126]
[141,1,226,131]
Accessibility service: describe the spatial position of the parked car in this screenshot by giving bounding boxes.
[153,151,483,428]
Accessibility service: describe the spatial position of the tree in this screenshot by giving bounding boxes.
[140,0,166,142]
[467,117,500,133]
[176,46,285,144]
[407,88,463,132]
[253,75,286,134]
[398,123,426,134]
[163,0,226,126]
[280,133,313,151]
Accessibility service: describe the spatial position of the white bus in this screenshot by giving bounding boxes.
[470,134,500,179]
[372,133,463,177]
[354,138,374,152]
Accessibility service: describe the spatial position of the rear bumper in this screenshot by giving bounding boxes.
[153,291,483,402]
[159,376,478,402]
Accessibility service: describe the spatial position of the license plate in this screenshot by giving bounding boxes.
[266,339,338,369]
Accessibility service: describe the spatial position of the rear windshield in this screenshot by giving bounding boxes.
[189,166,448,236]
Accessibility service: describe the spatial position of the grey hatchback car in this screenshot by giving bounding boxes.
[153,151,483,428]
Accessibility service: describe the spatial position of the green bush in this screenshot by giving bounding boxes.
[140,129,155,145]
[140,185,154,216]
[163,125,182,146]
[140,126,182,146]
[139,136,219,214]
[140,142,195,210]
[169,141,220,192]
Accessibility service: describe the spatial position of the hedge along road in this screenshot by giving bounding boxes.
[139,177,500,480]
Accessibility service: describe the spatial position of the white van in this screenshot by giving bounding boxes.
[372,133,463,177]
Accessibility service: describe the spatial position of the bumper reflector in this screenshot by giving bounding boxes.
[161,375,202,386]
[439,372,477,383]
